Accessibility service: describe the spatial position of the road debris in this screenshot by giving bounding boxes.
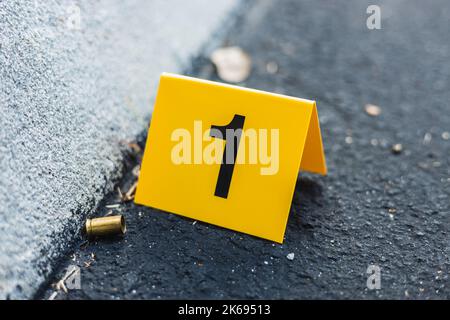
[418,162,429,170]
[105,203,120,209]
[132,165,140,177]
[391,143,403,154]
[286,253,295,261]
[128,142,142,154]
[85,215,126,238]
[210,46,252,83]
[124,181,138,201]
[117,187,124,200]
[79,240,89,249]
[48,265,81,299]
[423,133,432,145]
[365,104,382,117]
[388,208,396,220]
[442,132,449,140]
[84,253,96,268]
[48,291,58,300]
[432,161,441,168]
[117,181,138,202]
[104,210,114,217]
[266,61,279,74]
[117,181,137,202]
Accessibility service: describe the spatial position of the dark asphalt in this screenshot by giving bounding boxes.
[38,0,449,299]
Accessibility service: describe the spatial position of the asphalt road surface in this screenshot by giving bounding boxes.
[38,0,449,299]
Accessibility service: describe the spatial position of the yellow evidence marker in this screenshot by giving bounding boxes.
[135,73,327,243]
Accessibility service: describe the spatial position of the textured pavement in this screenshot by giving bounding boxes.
[0,0,238,299]
[39,0,449,299]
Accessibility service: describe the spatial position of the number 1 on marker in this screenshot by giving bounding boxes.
[210,114,246,199]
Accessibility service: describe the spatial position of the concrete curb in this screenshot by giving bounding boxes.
[0,0,239,299]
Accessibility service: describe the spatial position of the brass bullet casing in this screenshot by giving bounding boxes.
[85,215,126,238]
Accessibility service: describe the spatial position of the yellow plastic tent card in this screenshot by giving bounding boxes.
[135,73,326,243]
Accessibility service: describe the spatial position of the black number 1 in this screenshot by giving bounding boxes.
[210,114,246,199]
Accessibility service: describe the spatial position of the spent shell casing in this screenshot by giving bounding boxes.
[85,215,126,238]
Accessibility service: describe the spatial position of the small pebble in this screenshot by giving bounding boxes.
[391,144,403,154]
[418,162,429,169]
[432,161,441,167]
[423,133,432,145]
[266,61,279,74]
[345,136,353,144]
[365,104,382,116]
[286,253,295,261]
[210,46,252,83]
[442,132,449,140]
